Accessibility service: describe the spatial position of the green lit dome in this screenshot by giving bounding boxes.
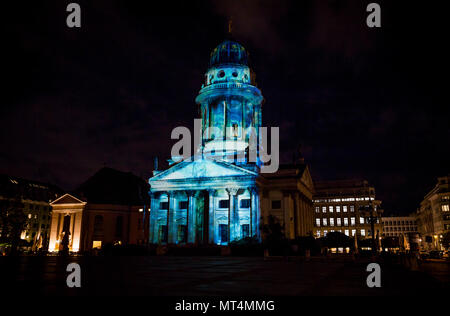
[209,40,248,68]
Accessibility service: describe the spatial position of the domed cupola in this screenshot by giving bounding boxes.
[209,40,248,68]
[195,38,263,165]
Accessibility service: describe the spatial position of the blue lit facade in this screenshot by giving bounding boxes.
[149,40,264,245]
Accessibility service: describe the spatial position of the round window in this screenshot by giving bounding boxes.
[218,70,225,78]
[232,71,238,77]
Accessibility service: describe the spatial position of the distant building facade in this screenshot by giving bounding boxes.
[416,175,450,251]
[0,174,62,251]
[48,168,149,253]
[313,180,382,239]
[381,216,418,238]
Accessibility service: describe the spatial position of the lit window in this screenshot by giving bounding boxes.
[361,229,366,237]
[92,241,102,249]
[360,217,365,224]
[322,206,326,213]
[344,218,349,226]
[343,206,348,212]
[315,207,320,213]
[240,199,251,208]
[351,217,355,226]
[316,218,321,227]
[337,218,341,226]
[336,206,340,213]
[323,218,327,226]
[350,205,355,212]
[219,200,230,209]
[344,229,349,236]
[179,201,188,210]
[442,204,449,212]
[316,230,321,237]
[329,206,334,213]
[330,218,335,226]
[352,229,356,236]
[323,230,328,236]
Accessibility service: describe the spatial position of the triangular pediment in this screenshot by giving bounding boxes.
[50,193,86,205]
[150,158,257,182]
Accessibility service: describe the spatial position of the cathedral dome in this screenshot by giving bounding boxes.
[209,40,248,68]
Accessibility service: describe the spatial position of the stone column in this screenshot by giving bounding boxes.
[168,193,176,244]
[208,189,216,244]
[187,191,196,243]
[227,188,239,242]
[283,191,292,239]
[149,192,159,243]
[249,187,258,238]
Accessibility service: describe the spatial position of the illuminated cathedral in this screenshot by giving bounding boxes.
[149,39,315,245]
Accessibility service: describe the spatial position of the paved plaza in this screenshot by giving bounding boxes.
[1,256,447,296]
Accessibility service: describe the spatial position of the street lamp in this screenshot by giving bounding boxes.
[359,198,383,255]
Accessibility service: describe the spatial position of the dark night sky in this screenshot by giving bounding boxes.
[2,0,449,215]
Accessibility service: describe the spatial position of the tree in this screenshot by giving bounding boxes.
[0,197,27,255]
[261,215,288,255]
[322,231,353,249]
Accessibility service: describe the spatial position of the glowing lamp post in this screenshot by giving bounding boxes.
[359,200,383,255]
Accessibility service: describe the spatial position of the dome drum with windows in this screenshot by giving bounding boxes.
[196,40,263,162]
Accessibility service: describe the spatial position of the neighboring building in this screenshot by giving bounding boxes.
[48,168,149,253]
[313,180,382,239]
[148,39,314,245]
[381,216,418,238]
[260,163,314,239]
[381,216,419,251]
[0,174,62,251]
[416,175,450,251]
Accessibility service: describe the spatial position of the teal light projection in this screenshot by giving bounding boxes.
[149,40,264,246]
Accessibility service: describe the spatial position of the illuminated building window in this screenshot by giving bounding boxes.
[351,217,355,226]
[92,241,102,249]
[352,229,356,236]
[316,230,321,237]
[361,229,366,237]
[240,199,251,208]
[159,225,168,242]
[179,201,188,209]
[316,218,321,227]
[330,218,335,226]
[343,206,348,212]
[360,217,365,224]
[442,204,449,212]
[315,207,320,213]
[336,206,340,213]
[241,224,250,238]
[350,205,355,212]
[344,229,349,236]
[178,225,187,243]
[271,200,281,209]
[322,206,326,213]
[219,200,230,209]
[323,230,328,236]
[344,218,348,226]
[337,218,341,226]
[329,206,333,213]
[323,218,327,226]
[160,202,169,210]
